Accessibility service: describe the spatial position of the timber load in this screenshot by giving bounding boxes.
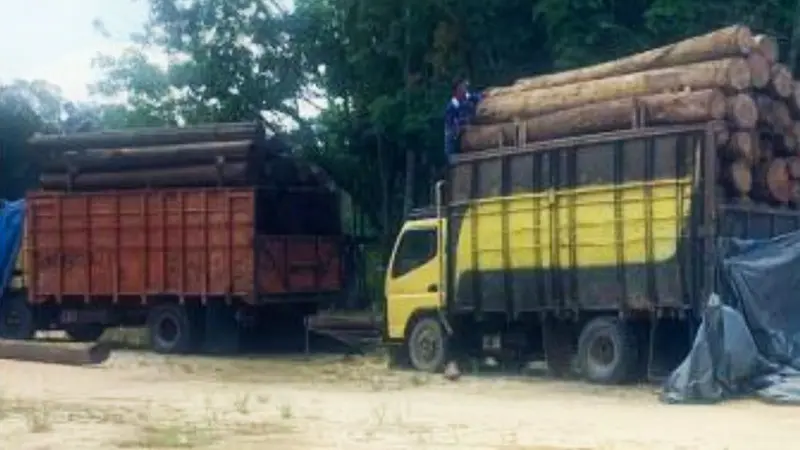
[27,121,336,192]
[463,25,800,208]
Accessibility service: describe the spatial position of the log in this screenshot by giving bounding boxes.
[769,64,794,98]
[754,34,779,64]
[461,90,727,152]
[476,58,752,124]
[723,159,753,195]
[39,162,249,190]
[0,340,111,366]
[753,157,791,203]
[723,131,756,163]
[28,121,269,152]
[487,25,753,96]
[40,140,255,173]
[726,93,759,129]
[747,52,771,88]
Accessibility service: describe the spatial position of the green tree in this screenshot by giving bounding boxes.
[0,80,64,199]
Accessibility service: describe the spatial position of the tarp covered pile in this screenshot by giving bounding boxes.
[662,230,800,404]
[0,199,25,296]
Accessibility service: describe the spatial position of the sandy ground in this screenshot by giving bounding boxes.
[0,348,797,450]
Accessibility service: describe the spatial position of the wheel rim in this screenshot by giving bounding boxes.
[411,321,443,369]
[589,334,615,367]
[157,316,179,346]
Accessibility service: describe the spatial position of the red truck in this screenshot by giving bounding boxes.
[1,122,345,353]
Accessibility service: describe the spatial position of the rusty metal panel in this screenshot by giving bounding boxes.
[256,236,342,295]
[26,188,255,302]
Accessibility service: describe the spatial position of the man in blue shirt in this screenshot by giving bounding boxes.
[444,78,482,164]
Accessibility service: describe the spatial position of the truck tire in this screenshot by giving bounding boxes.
[147,304,197,354]
[577,316,638,384]
[64,324,106,342]
[407,316,448,373]
[0,293,35,340]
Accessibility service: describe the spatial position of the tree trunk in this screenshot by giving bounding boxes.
[0,340,111,366]
[40,162,249,190]
[461,89,726,152]
[41,140,254,172]
[475,58,752,124]
[770,64,794,98]
[486,25,753,96]
[28,121,267,153]
[754,34,779,64]
[754,157,791,203]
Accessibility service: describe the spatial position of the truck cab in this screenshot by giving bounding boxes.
[384,186,452,371]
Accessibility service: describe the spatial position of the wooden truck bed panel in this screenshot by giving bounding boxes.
[26,188,256,301]
[256,236,342,295]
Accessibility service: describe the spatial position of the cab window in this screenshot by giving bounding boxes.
[391,228,437,278]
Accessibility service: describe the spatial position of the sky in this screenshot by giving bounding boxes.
[0,0,149,100]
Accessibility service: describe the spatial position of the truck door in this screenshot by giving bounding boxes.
[385,222,441,340]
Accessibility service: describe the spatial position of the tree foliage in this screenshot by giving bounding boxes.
[13,0,800,240]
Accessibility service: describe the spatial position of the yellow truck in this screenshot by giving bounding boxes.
[383,123,800,383]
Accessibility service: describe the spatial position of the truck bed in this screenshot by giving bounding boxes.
[25,187,342,303]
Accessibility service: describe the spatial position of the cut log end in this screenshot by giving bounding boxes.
[755,158,791,203]
[770,64,794,98]
[727,58,753,91]
[736,26,756,53]
[746,52,770,88]
[754,34,779,64]
[726,160,753,195]
[727,93,758,129]
[726,131,755,163]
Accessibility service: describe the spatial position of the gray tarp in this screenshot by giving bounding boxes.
[661,231,800,404]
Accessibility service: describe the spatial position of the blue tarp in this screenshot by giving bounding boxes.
[0,199,25,296]
[661,229,800,404]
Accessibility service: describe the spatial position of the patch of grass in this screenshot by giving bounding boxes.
[117,424,216,449]
[278,403,293,420]
[101,327,149,350]
[233,393,250,415]
[24,404,53,433]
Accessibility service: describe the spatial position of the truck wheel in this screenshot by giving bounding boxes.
[407,316,448,373]
[147,304,197,354]
[577,316,638,384]
[64,324,106,342]
[0,293,35,340]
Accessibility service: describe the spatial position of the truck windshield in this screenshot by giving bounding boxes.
[391,228,437,278]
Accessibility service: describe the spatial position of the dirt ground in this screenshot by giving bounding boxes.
[0,343,797,450]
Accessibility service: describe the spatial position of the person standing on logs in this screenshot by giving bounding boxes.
[444,78,482,164]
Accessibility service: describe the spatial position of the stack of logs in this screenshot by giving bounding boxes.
[463,25,800,207]
[28,121,279,191]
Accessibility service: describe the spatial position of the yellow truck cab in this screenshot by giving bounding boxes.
[384,203,448,371]
[384,124,800,384]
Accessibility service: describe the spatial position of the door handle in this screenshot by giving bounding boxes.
[427,284,438,293]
